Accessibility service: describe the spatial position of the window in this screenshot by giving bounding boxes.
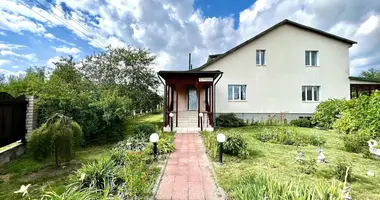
[305,51,318,66]
[228,85,247,101]
[302,86,320,102]
[256,50,266,65]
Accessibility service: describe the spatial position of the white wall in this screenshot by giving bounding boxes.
[202,24,352,114]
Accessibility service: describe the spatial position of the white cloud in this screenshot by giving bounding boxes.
[1,0,380,76]
[0,42,26,50]
[53,46,81,55]
[0,68,25,77]
[0,59,10,66]
[11,65,20,69]
[44,33,76,46]
[0,31,6,36]
[0,50,38,61]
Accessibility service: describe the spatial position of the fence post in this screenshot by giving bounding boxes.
[25,96,37,142]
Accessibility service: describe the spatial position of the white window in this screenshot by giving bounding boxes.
[256,50,266,65]
[305,51,318,66]
[228,85,247,101]
[302,86,320,102]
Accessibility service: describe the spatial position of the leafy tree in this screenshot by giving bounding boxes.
[80,47,161,112]
[359,68,380,80]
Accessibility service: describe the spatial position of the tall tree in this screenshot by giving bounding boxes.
[360,68,380,80]
[80,46,161,111]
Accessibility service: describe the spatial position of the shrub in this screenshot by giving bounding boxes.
[42,183,99,200]
[297,158,317,174]
[255,127,326,147]
[28,114,83,166]
[133,124,156,140]
[202,131,249,159]
[216,113,245,127]
[334,160,352,182]
[290,118,313,128]
[114,137,148,152]
[230,174,344,200]
[76,158,119,190]
[145,137,175,155]
[311,99,346,129]
[342,129,371,153]
[223,133,250,159]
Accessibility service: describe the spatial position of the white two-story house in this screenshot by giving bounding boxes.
[158,19,380,133]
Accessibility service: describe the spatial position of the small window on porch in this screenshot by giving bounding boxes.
[228,85,247,101]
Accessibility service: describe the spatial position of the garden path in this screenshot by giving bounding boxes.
[155,133,223,200]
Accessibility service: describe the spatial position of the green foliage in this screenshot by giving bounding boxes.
[360,68,380,80]
[223,133,250,159]
[230,174,344,200]
[290,118,313,128]
[133,124,156,140]
[334,160,352,182]
[202,132,249,159]
[297,158,317,174]
[216,113,245,127]
[42,183,99,200]
[255,127,326,146]
[145,137,175,155]
[114,137,148,152]
[76,158,119,191]
[342,129,371,153]
[334,92,380,137]
[28,114,83,166]
[311,99,346,129]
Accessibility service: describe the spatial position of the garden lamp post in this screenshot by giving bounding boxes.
[217,133,226,165]
[169,112,174,132]
[149,133,159,161]
[199,112,203,131]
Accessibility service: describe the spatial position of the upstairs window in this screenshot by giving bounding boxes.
[228,85,247,101]
[302,86,320,102]
[256,50,266,65]
[305,51,318,66]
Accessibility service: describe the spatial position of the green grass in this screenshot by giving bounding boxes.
[0,114,163,200]
[211,126,380,200]
[126,113,163,135]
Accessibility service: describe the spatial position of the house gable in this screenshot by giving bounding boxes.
[195,19,356,71]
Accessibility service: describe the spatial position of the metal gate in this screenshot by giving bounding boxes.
[0,92,27,147]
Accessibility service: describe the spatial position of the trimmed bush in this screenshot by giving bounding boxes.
[216,113,245,127]
[28,114,83,166]
[133,124,156,140]
[290,118,313,128]
[311,99,346,129]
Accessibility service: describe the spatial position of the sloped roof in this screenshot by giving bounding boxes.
[349,76,380,83]
[193,19,357,71]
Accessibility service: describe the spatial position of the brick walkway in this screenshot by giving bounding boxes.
[156,133,215,200]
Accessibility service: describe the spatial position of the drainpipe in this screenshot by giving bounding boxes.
[158,74,166,126]
[213,73,223,127]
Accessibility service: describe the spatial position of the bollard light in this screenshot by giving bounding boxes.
[150,133,159,161]
[199,112,203,131]
[169,112,174,132]
[217,133,226,165]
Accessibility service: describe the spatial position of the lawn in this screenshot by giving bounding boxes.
[211,126,380,200]
[0,113,164,200]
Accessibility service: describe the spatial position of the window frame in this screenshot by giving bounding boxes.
[302,86,321,102]
[256,49,266,66]
[305,50,319,67]
[228,84,247,101]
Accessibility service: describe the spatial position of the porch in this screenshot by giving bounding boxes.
[349,77,380,99]
[158,70,223,133]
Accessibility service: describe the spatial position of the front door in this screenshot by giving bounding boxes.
[188,86,198,110]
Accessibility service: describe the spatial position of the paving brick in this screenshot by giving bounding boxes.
[155,133,216,200]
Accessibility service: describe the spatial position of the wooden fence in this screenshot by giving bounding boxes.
[0,92,27,147]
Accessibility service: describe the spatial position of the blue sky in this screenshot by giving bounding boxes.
[1,0,380,77]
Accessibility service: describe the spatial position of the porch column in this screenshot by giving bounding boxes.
[369,85,372,96]
[197,83,200,127]
[165,84,169,126]
[355,84,359,98]
[176,86,178,127]
[211,84,214,127]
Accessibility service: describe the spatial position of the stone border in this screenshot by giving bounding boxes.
[150,153,170,200]
[199,134,227,200]
[0,142,25,166]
